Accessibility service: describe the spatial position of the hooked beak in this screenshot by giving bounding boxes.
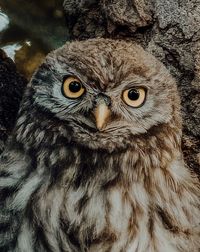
[93,102,111,130]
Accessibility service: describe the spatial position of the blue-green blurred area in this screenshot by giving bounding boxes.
[0,0,68,79]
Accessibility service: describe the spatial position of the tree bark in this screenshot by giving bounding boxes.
[63,0,200,174]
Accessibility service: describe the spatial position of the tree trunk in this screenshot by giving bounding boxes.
[63,0,200,174]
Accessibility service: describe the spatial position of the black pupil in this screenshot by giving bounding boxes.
[128,89,140,100]
[69,81,81,93]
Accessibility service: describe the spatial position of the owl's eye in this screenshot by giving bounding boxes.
[122,87,146,107]
[62,76,85,99]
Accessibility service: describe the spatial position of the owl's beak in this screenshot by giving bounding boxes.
[93,102,111,130]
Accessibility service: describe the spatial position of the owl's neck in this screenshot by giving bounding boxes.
[61,120,184,191]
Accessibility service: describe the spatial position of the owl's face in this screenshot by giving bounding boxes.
[31,39,179,151]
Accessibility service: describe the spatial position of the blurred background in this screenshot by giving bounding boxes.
[0,0,68,79]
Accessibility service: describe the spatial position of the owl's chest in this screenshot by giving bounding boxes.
[31,169,181,252]
[32,182,149,251]
[63,182,150,251]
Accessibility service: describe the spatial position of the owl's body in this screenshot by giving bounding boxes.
[0,39,199,252]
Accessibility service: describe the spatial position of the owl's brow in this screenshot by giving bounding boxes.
[122,81,151,90]
[66,72,100,94]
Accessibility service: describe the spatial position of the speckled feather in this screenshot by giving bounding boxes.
[0,39,199,252]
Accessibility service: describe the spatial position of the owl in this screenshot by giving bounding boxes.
[0,38,199,252]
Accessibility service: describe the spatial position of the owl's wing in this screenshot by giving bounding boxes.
[0,148,43,251]
[0,49,27,155]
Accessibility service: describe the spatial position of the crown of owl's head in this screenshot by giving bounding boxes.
[30,38,181,151]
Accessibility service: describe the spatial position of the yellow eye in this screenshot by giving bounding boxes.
[122,87,146,107]
[62,76,85,99]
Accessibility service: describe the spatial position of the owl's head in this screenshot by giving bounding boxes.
[30,39,181,151]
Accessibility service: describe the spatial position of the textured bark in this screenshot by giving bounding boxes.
[0,50,27,153]
[63,0,200,174]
